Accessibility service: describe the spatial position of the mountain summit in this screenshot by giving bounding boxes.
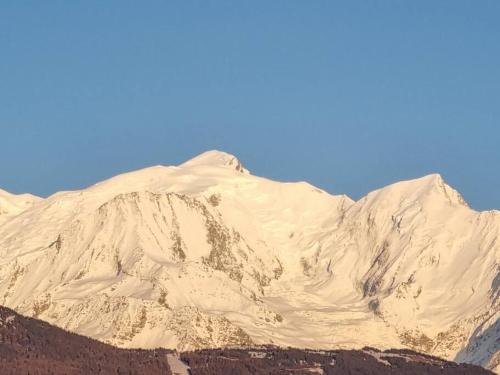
[0,151,498,372]
[358,173,469,212]
[181,150,249,174]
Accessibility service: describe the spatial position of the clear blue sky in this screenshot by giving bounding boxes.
[1,1,499,210]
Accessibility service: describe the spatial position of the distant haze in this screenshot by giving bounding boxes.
[1,1,499,210]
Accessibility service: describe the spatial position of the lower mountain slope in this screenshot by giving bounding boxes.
[0,305,493,375]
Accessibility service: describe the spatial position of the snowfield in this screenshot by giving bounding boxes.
[0,150,498,372]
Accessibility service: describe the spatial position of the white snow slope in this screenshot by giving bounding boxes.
[0,189,41,225]
[0,150,498,372]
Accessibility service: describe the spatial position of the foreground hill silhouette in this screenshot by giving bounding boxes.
[181,348,495,375]
[0,306,494,374]
[0,306,172,374]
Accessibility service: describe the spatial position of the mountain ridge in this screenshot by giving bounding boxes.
[0,150,498,372]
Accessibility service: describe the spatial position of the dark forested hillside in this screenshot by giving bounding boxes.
[0,306,171,375]
[181,347,495,375]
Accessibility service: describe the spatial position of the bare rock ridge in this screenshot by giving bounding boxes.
[0,150,498,372]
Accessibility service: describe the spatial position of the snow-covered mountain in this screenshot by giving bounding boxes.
[0,150,498,372]
[0,188,41,225]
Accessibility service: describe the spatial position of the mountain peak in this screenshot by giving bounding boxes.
[418,173,469,207]
[181,150,249,174]
[372,173,469,208]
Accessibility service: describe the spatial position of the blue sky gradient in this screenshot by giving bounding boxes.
[1,1,499,209]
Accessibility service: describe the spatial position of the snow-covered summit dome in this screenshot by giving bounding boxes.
[181,150,249,174]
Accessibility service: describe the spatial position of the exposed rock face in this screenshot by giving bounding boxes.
[0,189,271,350]
[0,151,498,372]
